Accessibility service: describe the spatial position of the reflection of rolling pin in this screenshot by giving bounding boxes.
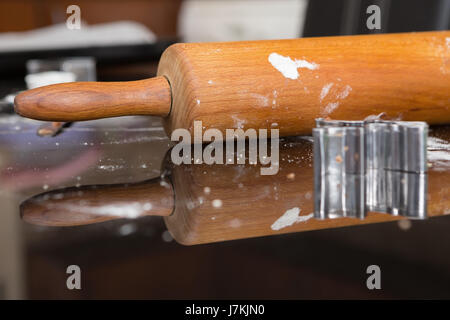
[21,126,450,245]
[15,31,450,137]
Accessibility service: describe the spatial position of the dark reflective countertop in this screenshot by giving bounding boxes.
[1,113,450,299]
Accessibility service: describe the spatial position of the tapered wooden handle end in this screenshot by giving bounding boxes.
[20,178,175,227]
[14,76,172,122]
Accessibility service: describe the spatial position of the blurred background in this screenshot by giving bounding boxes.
[0,0,449,299]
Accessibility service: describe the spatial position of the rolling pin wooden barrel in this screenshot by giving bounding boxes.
[20,126,450,245]
[14,31,450,137]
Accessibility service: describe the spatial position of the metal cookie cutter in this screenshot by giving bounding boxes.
[313,118,428,220]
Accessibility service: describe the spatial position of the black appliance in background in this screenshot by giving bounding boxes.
[303,0,449,37]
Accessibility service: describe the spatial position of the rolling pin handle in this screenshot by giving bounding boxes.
[14,76,172,122]
[20,176,175,227]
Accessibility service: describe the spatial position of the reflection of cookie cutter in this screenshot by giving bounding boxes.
[313,118,428,220]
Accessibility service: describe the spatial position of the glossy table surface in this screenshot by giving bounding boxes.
[1,113,450,299]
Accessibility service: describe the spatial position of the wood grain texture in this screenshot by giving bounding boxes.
[20,126,450,245]
[20,177,174,226]
[157,31,450,137]
[13,31,450,137]
[14,76,171,121]
[164,128,450,245]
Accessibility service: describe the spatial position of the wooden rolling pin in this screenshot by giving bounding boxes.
[20,126,450,245]
[14,31,450,137]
